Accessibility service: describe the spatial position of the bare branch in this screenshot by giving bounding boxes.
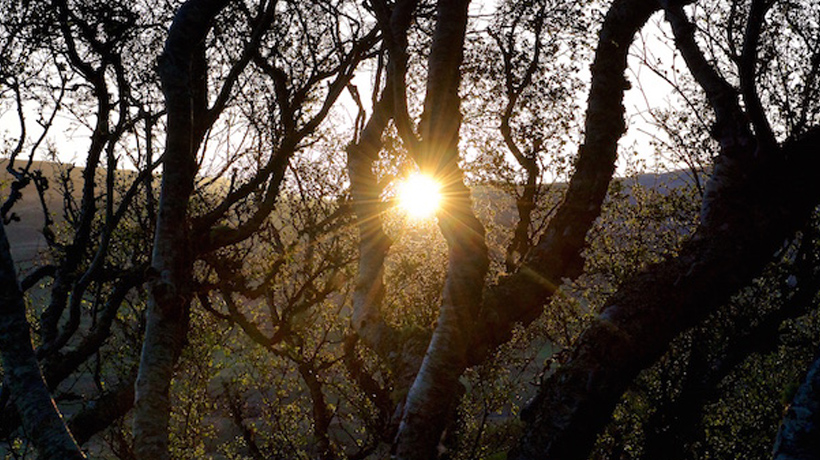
[739,0,776,148]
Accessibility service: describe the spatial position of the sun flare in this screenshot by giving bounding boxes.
[397,173,442,219]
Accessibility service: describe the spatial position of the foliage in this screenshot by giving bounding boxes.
[1,0,820,458]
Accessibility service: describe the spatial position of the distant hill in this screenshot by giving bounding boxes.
[1,158,700,269]
[0,159,83,266]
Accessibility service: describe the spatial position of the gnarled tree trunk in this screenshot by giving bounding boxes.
[0,221,85,459]
[132,0,228,457]
[393,0,491,458]
[508,0,820,456]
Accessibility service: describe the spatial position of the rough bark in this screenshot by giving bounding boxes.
[470,0,660,365]
[773,350,820,460]
[641,233,820,460]
[508,0,820,451]
[132,0,228,457]
[0,221,85,459]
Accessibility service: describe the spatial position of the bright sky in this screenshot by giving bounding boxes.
[1,3,682,177]
[620,14,682,174]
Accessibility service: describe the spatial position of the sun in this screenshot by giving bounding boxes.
[397,173,442,219]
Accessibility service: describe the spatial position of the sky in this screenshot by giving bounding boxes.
[0,1,681,178]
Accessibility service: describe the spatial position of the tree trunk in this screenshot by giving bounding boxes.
[509,106,820,460]
[506,0,820,457]
[641,233,820,460]
[0,221,85,459]
[394,1,491,458]
[348,93,399,361]
[132,0,228,457]
[773,350,820,460]
[471,0,660,365]
[348,0,429,442]
[392,0,659,453]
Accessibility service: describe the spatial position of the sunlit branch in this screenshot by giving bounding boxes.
[346,101,407,400]
[491,4,548,270]
[346,0,421,370]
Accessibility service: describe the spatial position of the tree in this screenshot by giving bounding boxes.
[508,0,820,457]
[0,0,166,455]
[2,0,820,457]
[347,0,820,457]
[132,1,232,456]
[0,205,84,458]
[133,0,377,456]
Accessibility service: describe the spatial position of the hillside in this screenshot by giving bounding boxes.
[0,159,699,267]
[0,160,84,266]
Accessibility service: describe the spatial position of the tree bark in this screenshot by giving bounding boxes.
[773,350,820,460]
[504,0,820,457]
[510,133,820,460]
[70,371,137,446]
[469,0,660,366]
[348,93,399,361]
[132,0,228,457]
[393,1,491,458]
[641,233,820,460]
[510,47,820,460]
[0,221,85,459]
